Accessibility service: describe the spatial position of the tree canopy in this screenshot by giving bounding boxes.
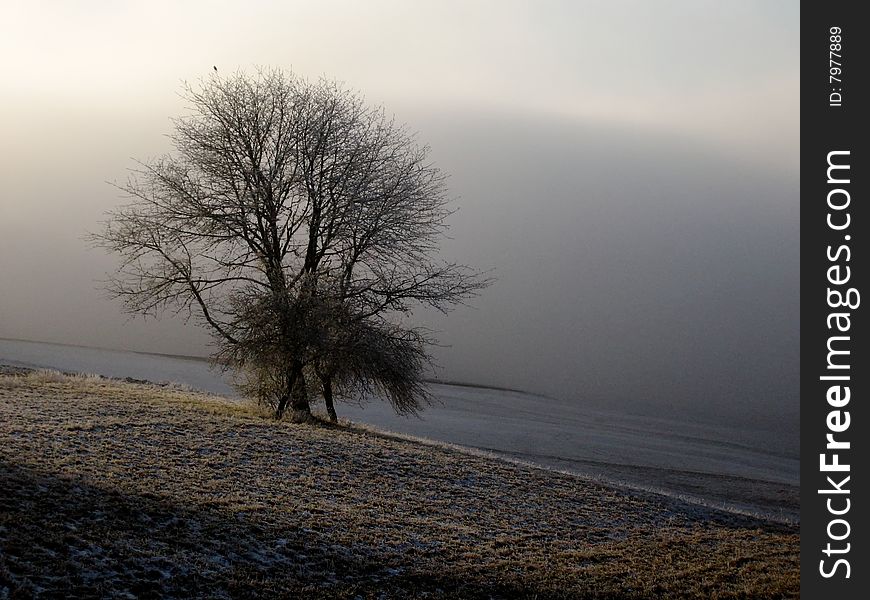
[93,68,489,420]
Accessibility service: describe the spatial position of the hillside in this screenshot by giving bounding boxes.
[0,369,798,598]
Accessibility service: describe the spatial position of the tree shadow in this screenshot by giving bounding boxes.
[0,460,564,599]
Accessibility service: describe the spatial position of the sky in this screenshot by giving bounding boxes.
[0,1,799,429]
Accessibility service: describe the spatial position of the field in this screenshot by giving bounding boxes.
[0,369,799,598]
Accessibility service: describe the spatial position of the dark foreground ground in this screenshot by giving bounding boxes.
[0,369,798,598]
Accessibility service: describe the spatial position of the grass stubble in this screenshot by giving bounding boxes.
[0,370,799,598]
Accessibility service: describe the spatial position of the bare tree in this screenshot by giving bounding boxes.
[92,68,489,420]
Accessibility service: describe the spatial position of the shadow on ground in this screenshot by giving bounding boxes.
[2,460,569,599]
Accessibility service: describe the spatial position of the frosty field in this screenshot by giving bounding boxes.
[0,370,798,598]
[0,338,799,522]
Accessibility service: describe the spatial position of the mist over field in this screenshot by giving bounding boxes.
[417,112,799,432]
[0,0,799,433]
[0,112,799,434]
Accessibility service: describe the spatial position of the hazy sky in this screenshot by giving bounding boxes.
[0,1,799,429]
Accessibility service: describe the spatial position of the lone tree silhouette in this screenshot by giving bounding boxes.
[92,68,489,421]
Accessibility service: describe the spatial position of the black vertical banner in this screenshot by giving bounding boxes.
[802,3,868,597]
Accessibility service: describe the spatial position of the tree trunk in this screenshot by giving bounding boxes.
[285,370,313,422]
[322,376,337,423]
[276,363,312,420]
[291,370,310,412]
[275,366,297,418]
